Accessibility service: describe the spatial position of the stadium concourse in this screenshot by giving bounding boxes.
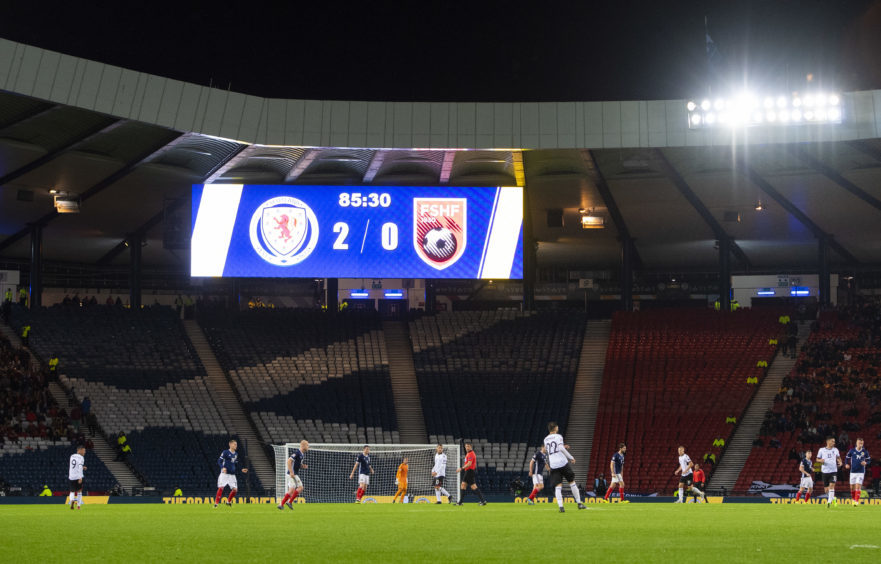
[3,38,881,504]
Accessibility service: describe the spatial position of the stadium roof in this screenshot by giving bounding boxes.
[2,38,881,274]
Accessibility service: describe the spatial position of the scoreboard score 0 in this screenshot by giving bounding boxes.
[191,184,523,279]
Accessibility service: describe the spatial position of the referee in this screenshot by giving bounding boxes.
[457,442,487,505]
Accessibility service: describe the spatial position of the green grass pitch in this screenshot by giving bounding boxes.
[2,502,880,562]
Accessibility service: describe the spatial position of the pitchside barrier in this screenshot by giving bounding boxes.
[0,495,877,505]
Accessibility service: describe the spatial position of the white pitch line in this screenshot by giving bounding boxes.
[849,545,880,550]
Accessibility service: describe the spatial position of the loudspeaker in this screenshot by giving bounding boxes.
[546,209,564,227]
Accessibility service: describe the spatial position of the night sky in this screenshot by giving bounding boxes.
[2,1,880,102]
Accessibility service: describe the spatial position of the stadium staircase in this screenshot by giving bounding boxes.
[565,319,611,483]
[46,380,145,493]
[0,318,39,368]
[183,320,275,491]
[382,320,428,444]
[707,320,811,494]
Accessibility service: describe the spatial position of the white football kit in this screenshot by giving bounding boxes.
[543,433,573,469]
[69,453,85,480]
[678,454,693,477]
[816,447,840,474]
[432,453,447,477]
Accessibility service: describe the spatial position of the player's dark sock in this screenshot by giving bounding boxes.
[291,490,299,501]
[619,489,625,501]
[215,488,224,505]
[475,488,486,503]
[604,489,611,501]
[228,489,237,503]
[795,491,801,501]
[281,494,290,505]
[804,492,810,502]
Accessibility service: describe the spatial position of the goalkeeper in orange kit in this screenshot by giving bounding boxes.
[392,457,409,503]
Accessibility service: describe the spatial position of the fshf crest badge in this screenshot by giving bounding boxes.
[413,198,466,270]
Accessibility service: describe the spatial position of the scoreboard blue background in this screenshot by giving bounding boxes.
[190,184,523,279]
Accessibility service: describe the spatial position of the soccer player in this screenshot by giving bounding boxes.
[215,439,248,508]
[604,443,629,503]
[527,445,547,504]
[349,445,374,502]
[673,445,694,503]
[845,438,871,506]
[392,457,409,503]
[691,463,707,503]
[456,442,487,505]
[279,440,308,510]
[544,421,586,513]
[431,443,454,504]
[795,450,813,503]
[817,436,843,507]
[68,445,86,510]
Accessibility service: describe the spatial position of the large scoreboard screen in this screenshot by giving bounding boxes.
[191,184,523,279]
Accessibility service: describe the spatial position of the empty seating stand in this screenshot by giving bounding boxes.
[589,309,782,495]
[10,305,236,494]
[0,439,115,494]
[411,310,587,493]
[200,309,399,446]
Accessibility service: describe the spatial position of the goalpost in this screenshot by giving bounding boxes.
[272,443,461,504]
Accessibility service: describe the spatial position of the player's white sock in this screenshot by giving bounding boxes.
[69,493,75,504]
[692,486,703,496]
[439,487,450,497]
[77,493,83,505]
[435,489,442,502]
[678,488,684,502]
[555,485,564,508]
[828,490,834,503]
[569,483,582,504]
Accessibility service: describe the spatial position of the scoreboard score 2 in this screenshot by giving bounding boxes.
[191,185,523,279]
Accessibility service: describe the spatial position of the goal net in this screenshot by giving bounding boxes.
[273,443,461,503]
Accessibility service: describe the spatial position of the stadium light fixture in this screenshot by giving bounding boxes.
[755,200,764,211]
[580,209,605,229]
[350,290,370,298]
[686,92,842,129]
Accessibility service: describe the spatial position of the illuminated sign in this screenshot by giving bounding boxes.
[191,185,523,279]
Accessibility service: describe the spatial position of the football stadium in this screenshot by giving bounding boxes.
[3,4,881,562]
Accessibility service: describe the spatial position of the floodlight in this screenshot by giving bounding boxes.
[816,94,827,107]
[791,109,802,121]
[714,99,725,110]
[691,114,702,126]
[804,96,815,107]
[705,113,716,124]
[779,110,790,122]
[828,107,841,121]
[686,101,697,111]
[804,110,815,121]
[752,111,764,123]
[766,111,776,122]
[792,97,802,107]
[815,109,827,121]
[828,94,840,106]
[776,96,787,108]
[701,99,711,111]
[763,97,774,109]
